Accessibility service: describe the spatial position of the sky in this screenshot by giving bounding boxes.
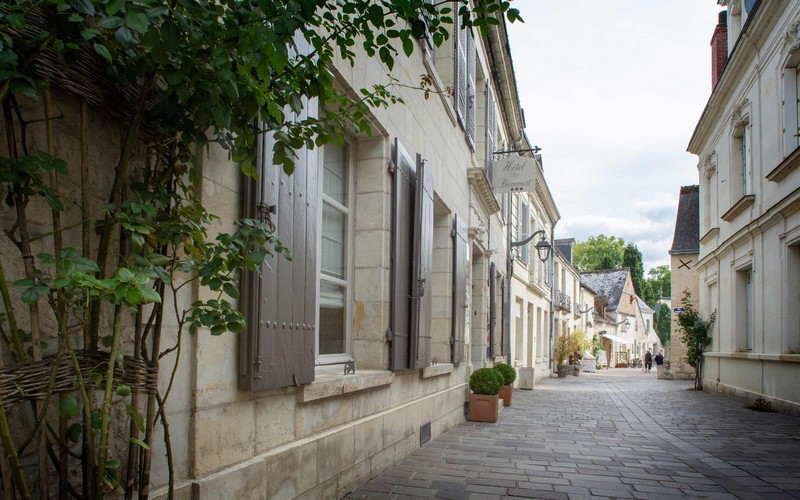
[506,1,724,272]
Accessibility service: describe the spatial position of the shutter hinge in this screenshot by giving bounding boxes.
[257,202,276,223]
[388,159,396,173]
[385,329,393,342]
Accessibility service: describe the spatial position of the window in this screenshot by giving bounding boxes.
[318,142,353,360]
[455,15,476,148]
[485,85,497,183]
[736,267,753,352]
[782,60,800,156]
[732,119,751,199]
[787,243,800,354]
[709,167,718,227]
[519,201,530,265]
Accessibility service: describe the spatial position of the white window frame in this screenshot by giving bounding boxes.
[519,201,530,265]
[316,141,355,365]
[731,116,751,200]
[782,58,800,156]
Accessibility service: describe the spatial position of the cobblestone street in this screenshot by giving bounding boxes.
[345,369,800,499]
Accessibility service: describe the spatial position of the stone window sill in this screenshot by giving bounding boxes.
[704,352,800,364]
[720,194,755,222]
[297,370,394,403]
[700,227,719,244]
[767,146,800,182]
[421,363,454,379]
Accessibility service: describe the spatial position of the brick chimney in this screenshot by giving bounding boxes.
[711,10,728,89]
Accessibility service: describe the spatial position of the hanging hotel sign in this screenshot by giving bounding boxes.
[491,156,538,194]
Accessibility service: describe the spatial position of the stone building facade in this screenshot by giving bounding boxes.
[688,0,800,414]
[0,10,563,500]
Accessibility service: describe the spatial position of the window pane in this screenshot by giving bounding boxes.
[321,202,346,278]
[323,143,347,206]
[796,67,800,146]
[319,281,346,355]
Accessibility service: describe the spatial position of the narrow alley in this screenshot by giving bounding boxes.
[346,370,800,499]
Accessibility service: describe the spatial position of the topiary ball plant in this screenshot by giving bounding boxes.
[469,368,504,395]
[493,363,516,386]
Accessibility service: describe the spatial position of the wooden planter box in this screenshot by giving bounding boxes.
[468,393,499,423]
[499,384,512,406]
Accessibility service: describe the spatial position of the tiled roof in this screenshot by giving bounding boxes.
[670,185,699,255]
[554,238,575,265]
[580,268,629,311]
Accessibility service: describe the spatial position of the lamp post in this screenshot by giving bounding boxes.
[504,228,552,365]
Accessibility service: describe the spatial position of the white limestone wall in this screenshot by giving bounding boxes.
[692,2,800,414]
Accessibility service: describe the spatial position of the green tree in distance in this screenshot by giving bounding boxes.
[572,235,625,272]
[654,302,671,347]
[644,265,671,306]
[622,243,644,297]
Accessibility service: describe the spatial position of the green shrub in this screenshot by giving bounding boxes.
[493,363,516,385]
[469,368,503,395]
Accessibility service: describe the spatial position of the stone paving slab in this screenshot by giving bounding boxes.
[344,369,800,499]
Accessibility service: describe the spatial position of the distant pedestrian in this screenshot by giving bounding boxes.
[655,350,664,366]
[644,349,653,373]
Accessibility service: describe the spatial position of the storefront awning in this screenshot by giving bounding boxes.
[600,333,632,345]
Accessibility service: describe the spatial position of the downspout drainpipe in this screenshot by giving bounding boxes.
[549,220,557,374]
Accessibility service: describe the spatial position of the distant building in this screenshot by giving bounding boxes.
[581,269,638,367]
[669,185,700,380]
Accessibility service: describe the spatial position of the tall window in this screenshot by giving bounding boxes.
[736,267,753,352]
[519,202,530,265]
[782,62,800,156]
[318,142,352,359]
[455,15,476,148]
[732,120,751,199]
[787,244,800,354]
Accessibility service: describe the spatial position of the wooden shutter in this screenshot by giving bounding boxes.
[239,106,318,391]
[411,156,433,368]
[451,214,468,365]
[455,15,468,127]
[488,262,496,359]
[485,85,496,184]
[466,32,476,149]
[390,138,417,370]
[499,277,505,356]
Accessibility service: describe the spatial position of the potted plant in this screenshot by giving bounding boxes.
[554,333,572,378]
[555,329,590,378]
[493,363,517,406]
[468,368,504,422]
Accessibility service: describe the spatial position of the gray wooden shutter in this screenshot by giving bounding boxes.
[466,32,476,149]
[411,156,433,369]
[485,85,496,184]
[451,214,468,365]
[390,138,417,370]
[239,34,317,391]
[239,106,318,391]
[488,261,496,359]
[455,16,468,127]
